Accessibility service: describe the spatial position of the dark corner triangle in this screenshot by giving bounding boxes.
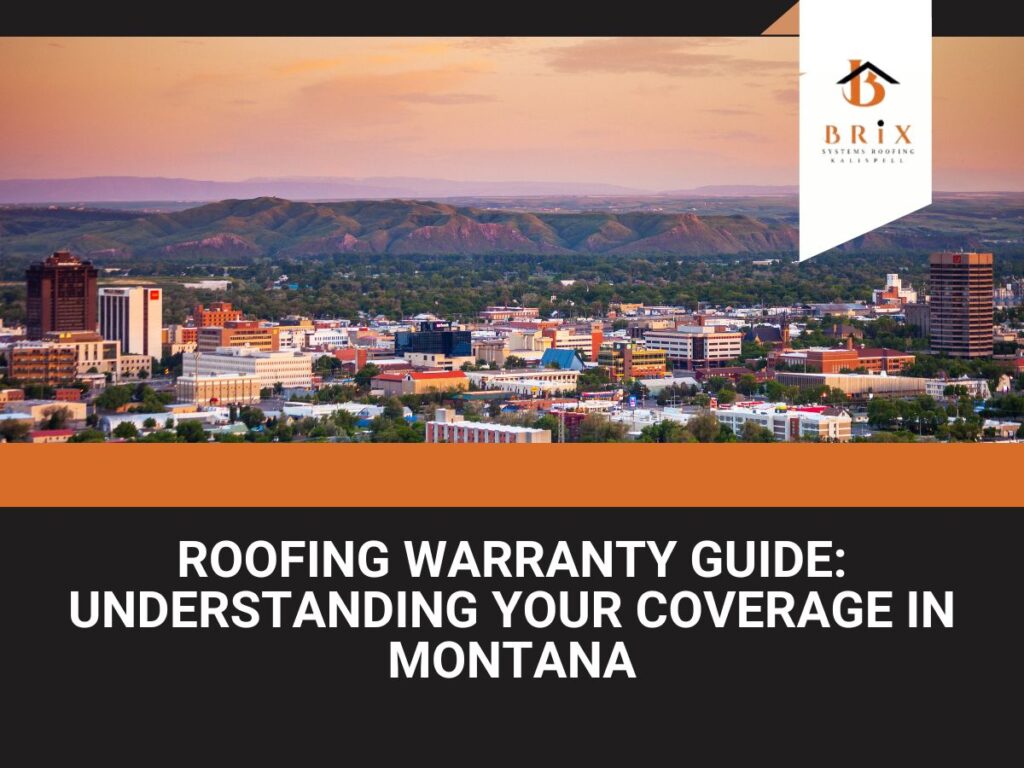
[836,62,900,85]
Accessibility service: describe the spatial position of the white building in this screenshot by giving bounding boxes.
[182,280,231,291]
[175,373,261,405]
[306,328,350,349]
[464,368,580,395]
[872,273,918,306]
[98,286,162,359]
[712,402,852,442]
[281,402,385,421]
[98,409,228,435]
[191,347,313,390]
[608,407,694,438]
[425,409,551,444]
[644,325,742,367]
[924,378,991,400]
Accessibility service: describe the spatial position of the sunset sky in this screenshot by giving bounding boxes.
[0,37,1021,190]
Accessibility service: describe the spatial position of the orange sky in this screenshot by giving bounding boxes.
[0,37,1020,190]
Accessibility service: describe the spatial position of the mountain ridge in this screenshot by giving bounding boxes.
[0,197,798,262]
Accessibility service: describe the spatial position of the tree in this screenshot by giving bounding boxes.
[576,366,611,393]
[68,429,105,443]
[740,420,775,442]
[638,420,691,443]
[138,430,180,443]
[314,356,342,376]
[354,364,381,389]
[143,417,157,429]
[687,411,721,443]
[229,404,238,423]
[867,398,898,428]
[576,415,628,443]
[533,414,560,434]
[176,420,207,443]
[0,420,30,443]
[137,369,149,380]
[112,422,139,440]
[94,385,134,412]
[332,410,359,437]
[764,380,785,402]
[42,406,70,430]
[238,406,265,429]
[370,417,424,443]
[383,397,405,420]
[736,374,759,396]
[504,355,527,370]
[716,387,737,405]
[706,376,729,394]
[165,417,175,429]
[273,382,284,395]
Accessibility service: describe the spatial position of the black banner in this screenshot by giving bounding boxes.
[2,2,1018,36]
[5,507,1020,761]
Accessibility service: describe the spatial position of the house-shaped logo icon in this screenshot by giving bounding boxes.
[837,60,899,107]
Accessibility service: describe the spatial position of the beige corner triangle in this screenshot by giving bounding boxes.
[763,2,799,35]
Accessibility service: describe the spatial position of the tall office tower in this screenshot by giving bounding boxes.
[25,251,99,339]
[928,252,994,358]
[98,287,163,358]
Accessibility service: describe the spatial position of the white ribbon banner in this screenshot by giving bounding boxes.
[799,0,932,261]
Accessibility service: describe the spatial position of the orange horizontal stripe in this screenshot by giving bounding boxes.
[1,444,1021,508]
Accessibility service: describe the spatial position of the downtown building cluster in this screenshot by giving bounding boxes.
[2,250,1022,444]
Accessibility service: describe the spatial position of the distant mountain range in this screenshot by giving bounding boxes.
[0,197,799,263]
[0,176,806,205]
[0,176,657,204]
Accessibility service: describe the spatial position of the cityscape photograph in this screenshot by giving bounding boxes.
[1,37,1022,444]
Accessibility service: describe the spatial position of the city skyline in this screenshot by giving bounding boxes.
[1,37,1022,191]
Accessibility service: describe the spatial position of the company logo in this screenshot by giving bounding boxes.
[150,290,160,300]
[837,60,898,107]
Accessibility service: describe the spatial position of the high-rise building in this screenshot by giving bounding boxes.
[194,302,243,328]
[25,251,98,339]
[98,286,162,358]
[929,252,993,358]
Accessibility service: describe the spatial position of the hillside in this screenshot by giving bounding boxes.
[0,198,799,264]
[1,194,1022,270]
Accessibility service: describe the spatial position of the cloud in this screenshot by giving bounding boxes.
[454,38,517,51]
[545,38,794,78]
[703,107,755,116]
[277,57,348,76]
[393,92,495,105]
[285,69,491,131]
